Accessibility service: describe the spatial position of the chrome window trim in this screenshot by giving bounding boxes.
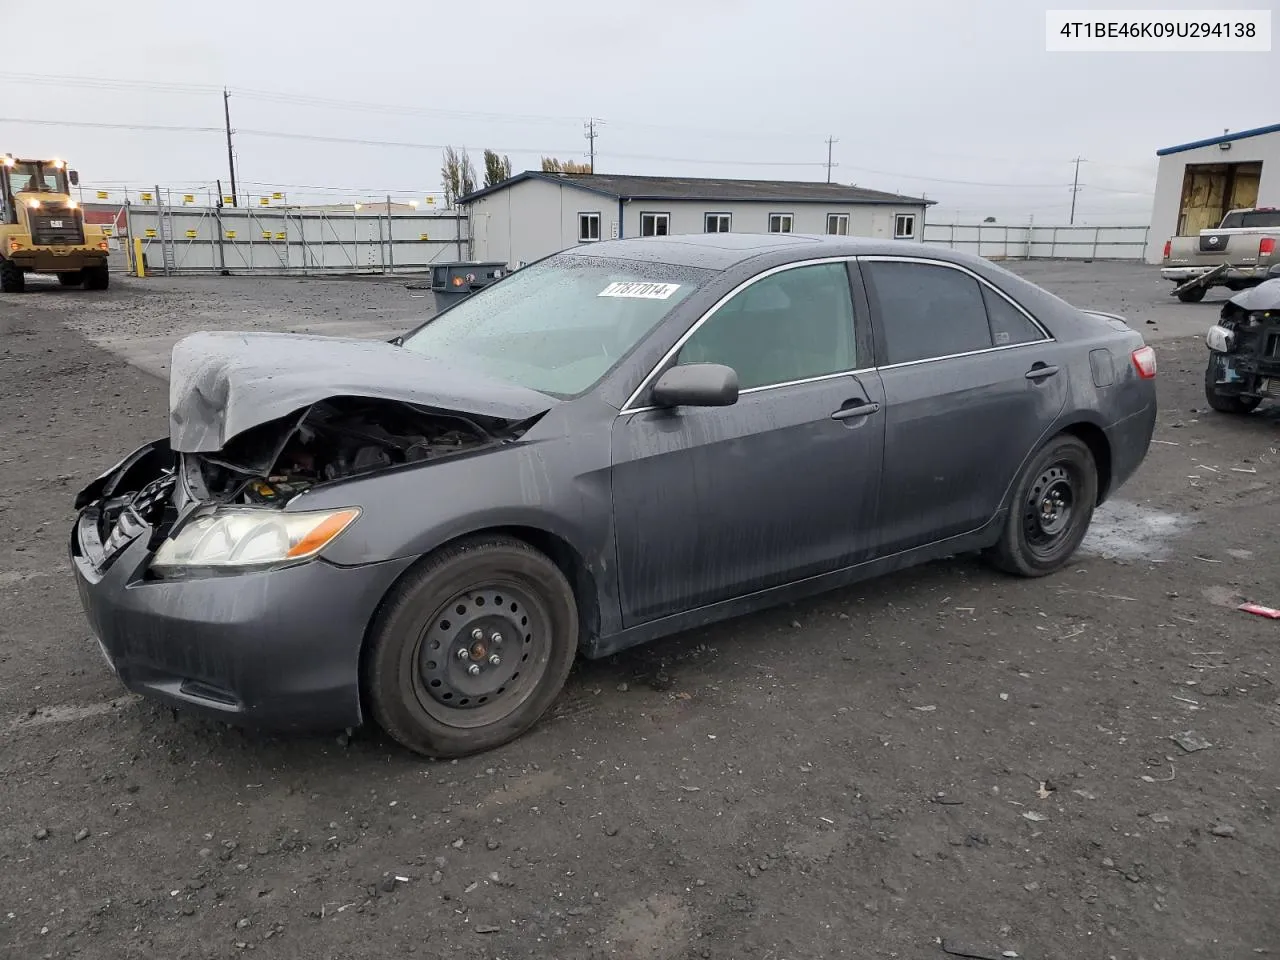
[618,256,861,415]
[616,253,1056,417]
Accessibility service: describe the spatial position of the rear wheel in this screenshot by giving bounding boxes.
[1204,352,1261,414]
[1176,284,1207,303]
[985,434,1098,578]
[82,263,110,290]
[57,272,82,287]
[0,258,24,293]
[364,535,578,758]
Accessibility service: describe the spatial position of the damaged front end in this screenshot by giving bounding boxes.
[74,397,523,578]
[1205,277,1280,406]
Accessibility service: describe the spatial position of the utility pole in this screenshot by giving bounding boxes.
[1069,155,1086,225]
[584,118,601,173]
[825,136,839,184]
[223,88,238,206]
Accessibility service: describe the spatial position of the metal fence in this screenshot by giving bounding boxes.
[118,202,469,276]
[921,223,1150,261]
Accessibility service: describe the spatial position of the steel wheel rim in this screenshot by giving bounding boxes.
[1023,463,1077,556]
[410,580,552,729]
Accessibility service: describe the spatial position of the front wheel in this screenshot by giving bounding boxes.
[985,434,1099,578]
[1204,353,1262,414]
[1176,284,1207,303]
[364,535,579,759]
[0,258,24,293]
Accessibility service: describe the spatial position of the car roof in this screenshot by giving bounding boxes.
[560,234,988,272]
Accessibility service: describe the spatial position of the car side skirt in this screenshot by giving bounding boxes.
[582,511,1005,660]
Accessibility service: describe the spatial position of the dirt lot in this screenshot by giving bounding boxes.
[2,263,1278,960]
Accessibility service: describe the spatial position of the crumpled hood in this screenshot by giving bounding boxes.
[169,331,556,452]
[1225,277,1280,314]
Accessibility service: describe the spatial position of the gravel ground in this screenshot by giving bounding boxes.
[1,264,1278,960]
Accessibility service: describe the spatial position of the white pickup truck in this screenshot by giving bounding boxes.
[1160,206,1280,302]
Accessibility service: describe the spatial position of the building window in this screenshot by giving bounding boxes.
[705,212,731,233]
[826,213,849,236]
[579,212,601,242]
[640,212,670,237]
[768,213,793,233]
[894,213,916,239]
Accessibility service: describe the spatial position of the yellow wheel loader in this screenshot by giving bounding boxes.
[0,154,110,293]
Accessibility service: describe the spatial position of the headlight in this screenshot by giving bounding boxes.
[151,507,360,573]
[1206,324,1234,353]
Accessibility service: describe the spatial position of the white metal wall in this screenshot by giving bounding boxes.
[922,223,1150,261]
[123,205,469,275]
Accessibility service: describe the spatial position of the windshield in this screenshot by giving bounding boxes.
[8,162,67,194]
[1221,210,1280,229]
[400,254,717,397]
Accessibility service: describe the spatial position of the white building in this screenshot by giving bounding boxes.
[460,172,933,268]
[1145,122,1280,263]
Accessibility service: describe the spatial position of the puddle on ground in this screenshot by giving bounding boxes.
[1080,500,1193,561]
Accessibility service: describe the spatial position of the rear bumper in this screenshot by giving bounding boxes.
[8,250,108,272]
[70,511,415,732]
[1103,401,1156,498]
[1160,264,1269,283]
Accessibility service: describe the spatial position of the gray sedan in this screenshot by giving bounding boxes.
[70,235,1157,757]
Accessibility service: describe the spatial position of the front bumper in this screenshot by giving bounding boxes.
[70,509,415,732]
[1160,264,1270,283]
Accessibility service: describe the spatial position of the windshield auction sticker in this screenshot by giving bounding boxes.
[598,282,681,299]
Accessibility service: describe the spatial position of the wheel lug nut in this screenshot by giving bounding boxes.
[456,647,470,660]
[467,664,481,676]
[490,631,503,645]
[471,628,483,641]
[488,654,501,666]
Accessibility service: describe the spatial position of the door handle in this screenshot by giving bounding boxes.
[831,400,881,421]
[1025,364,1060,381]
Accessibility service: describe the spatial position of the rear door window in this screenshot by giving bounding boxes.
[862,260,993,365]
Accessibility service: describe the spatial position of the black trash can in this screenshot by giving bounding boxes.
[429,261,508,312]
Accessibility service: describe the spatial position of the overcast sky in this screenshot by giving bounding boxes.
[3,0,1274,223]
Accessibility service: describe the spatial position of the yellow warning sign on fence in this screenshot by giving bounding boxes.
[261,230,272,240]
[144,227,156,238]
[182,194,195,204]
[419,233,430,241]
[96,190,108,200]
[258,197,271,206]
[271,192,283,200]
[225,230,237,239]
[140,192,154,203]
[274,232,286,241]
[223,195,234,205]
[185,229,198,239]
[426,197,435,204]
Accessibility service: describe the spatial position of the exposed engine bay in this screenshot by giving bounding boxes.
[80,398,519,565]
[188,397,505,507]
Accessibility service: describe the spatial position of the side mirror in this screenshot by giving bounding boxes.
[69,170,79,186]
[650,363,739,409]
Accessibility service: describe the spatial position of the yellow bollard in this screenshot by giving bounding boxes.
[132,237,146,278]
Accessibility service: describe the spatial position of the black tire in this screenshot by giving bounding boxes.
[57,272,82,287]
[1203,353,1261,415]
[985,434,1099,578]
[363,535,578,759]
[0,258,24,293]
[82,263,110,290]
[1176,284,1207,303]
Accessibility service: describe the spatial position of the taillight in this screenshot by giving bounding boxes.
[1131,345,1157,379]
[1260,237,1276,257]
[1162,239,1171,259]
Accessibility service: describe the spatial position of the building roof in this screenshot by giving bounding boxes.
[459,171,933,206]
[1156,122,1280,157]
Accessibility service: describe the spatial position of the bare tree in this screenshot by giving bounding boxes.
[441,146,479,206]
[483,150,512,188]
